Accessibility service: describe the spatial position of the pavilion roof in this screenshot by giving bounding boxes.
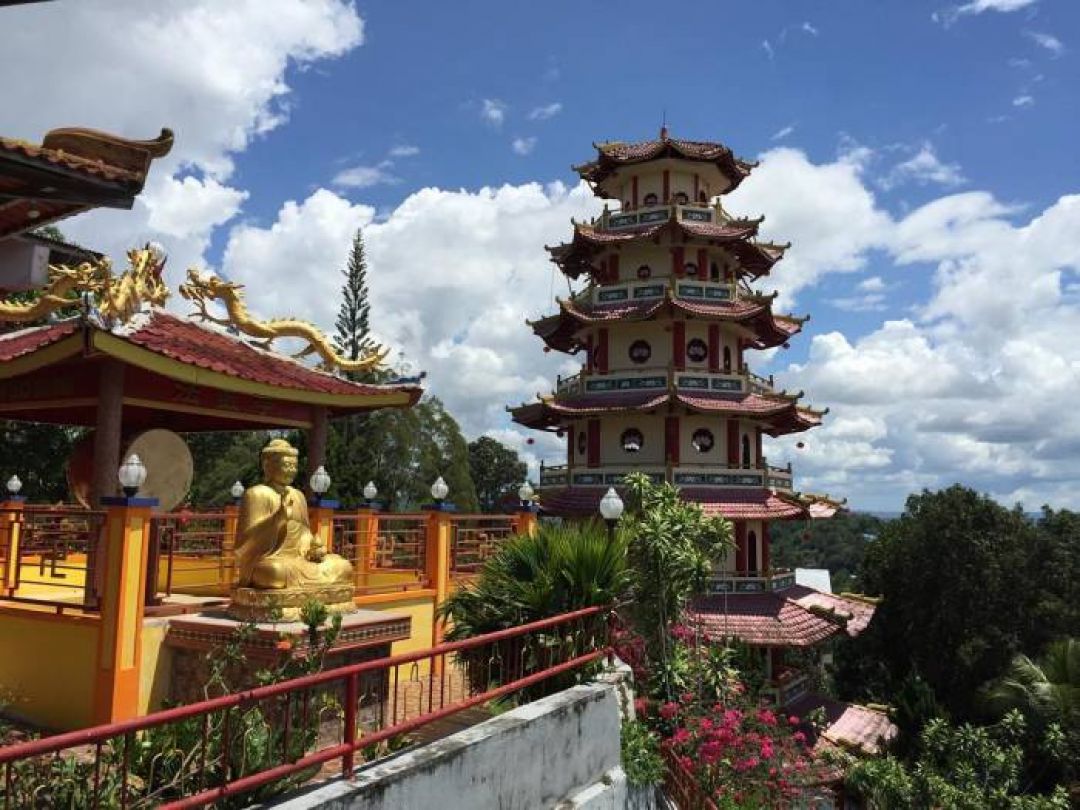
[0,127,172,239]
[546,218,784,280]
[0,310,421,424]
[530,294,804,353]
[686,592,841,646]
[786,693,897,756]
[573,135,755,194]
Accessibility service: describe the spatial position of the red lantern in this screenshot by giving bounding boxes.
[796,441,805,449]
[526,438,535,445]
[543,346,551,353]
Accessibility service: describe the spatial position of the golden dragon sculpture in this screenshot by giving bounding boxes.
[0,246,169,324]
[179,268,390,373]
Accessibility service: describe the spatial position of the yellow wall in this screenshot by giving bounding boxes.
[0,611,99,730]
[139,618,172,715]
[600,413,665,465]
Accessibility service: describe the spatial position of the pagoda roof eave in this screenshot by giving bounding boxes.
[572,136,754,194]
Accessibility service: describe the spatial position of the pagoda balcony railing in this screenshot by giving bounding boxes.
[539,463,568,486]
[761,669,811,708]
[540,461,788,490]
[590,277,737,307]
[707,567,797,594]
[555,365,774,398]
[598,201,724,232]
[766,463,794,492]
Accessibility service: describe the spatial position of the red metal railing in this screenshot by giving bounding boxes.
[335,513,430,594]
[663,745,719,810]
[449,515,516,575]
[6,506,106,612]
[0,606,611,809]
[150,511,234,600]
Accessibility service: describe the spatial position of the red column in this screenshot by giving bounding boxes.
[727,419,740,466]
[693,173,700,201]
[736,338,745,371]
[708,324,720,373]
[567,426,575,466]
[696,248,707,279]
[608,253,619,283]
[662,170,670,203]
[755,428,763,466]
[585,333,594,372]
[587,419,601,467]
[671,246,685,277]
[761,521,771,573]
[665,416,680,465]
[597,328,609,374]
[735,521,747,572]
[673,321,686,370]
[632,176,639,209]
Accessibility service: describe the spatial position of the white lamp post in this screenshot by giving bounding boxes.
[518,480,534,509]
[230,480,245,503]
[309,466,332,499]
[118,454,147,498]
[599,487,624,538]
[6,475,22,497]
[430,476,449,505]
[363,481,378,507]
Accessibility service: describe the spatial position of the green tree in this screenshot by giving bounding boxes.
[333,228,372,371]
[846,711,1069,809]
[468,436,527,512]
[770,512,886,593]
[185,431,271,506]
[835,486,1040,718]
[0,421,83,502]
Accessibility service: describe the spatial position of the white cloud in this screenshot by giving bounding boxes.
[881,142,965,190]
[857,276,887,293]
[934,0,1039,26]
[802,22,819,36]
[1025,30,1065,57]
[389,145,420,158]
[332,161,399,188]
[511,137,537,156]
[1013,94,1036,107]
[762,40,775,60]
[771,125,795,141]
[480,98,507,127]
[528,103,562,121]
[0,0,364,285]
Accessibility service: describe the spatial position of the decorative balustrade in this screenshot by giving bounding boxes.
[766,463,794,492]
[599,201,724,231]
[448,514,517,575]
[554,365,777,399]
[150,511,236,600]
[707,568,797,594]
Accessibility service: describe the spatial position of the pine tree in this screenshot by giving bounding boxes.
[334,228,372,368]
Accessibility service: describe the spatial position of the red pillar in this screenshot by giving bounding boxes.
[726,420,740,467]
[597,328,609,373]
[665,416,680,466]
[673,321,686,370]
[735,521,747,572]
[587,419,601,467]
[762,521,771,573]
[671,246,685,277]
[631,176,639,209]
[608,253,620,283]
[662,170,670,203]
[696,248,707,279]
[708,324,720,373]
[92,359,125,505]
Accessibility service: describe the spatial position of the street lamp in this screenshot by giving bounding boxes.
[430,476,449,505]
[518,480,534,509]
[230,480,245,503]
[309,466,332,498]
[599,487,624,539]
[363,481,378,508]
[6,475,22,497]
[118,454,147,498]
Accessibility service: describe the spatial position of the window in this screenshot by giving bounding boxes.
[621,428,644,453]
[698,190,708,203]
[686,338,708,363]
[723,346,732,373]
[710,262,720,282]
[684,262,698,277]
[642,192,658,207]
[674,191,689,205]
[741,434,751,468]
[577,431,587,456]
[636,264,652,280]
[628,339,652,364]
[748,530,758,572]
[691,428,714,453]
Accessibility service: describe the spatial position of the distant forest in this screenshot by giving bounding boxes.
[771,511,886,592]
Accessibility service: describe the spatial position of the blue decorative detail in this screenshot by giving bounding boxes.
[681,209,712,222]
[673,472,764,486]
[632,285,665,299]
[704,286,731,300]
[677,376,710,390]
[609,213,638,228]
[639,209,669,224]
[422,502,458,512]
[711,377,743,392]
[308,498,340,509]
[678,284,705,298]
[100,496,160,507]
[585,376,666,392]
[598,288,629,302]
[572,473,605,485]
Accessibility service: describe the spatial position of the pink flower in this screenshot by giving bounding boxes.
[793,731,806,744]
[634,697,649,716]
[672,727,691,745]
[756,708,778,727]
[788,715,800,726]
[659,701,678,720]
[700,740,722,764]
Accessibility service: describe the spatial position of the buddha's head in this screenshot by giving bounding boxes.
[261,438,299,487]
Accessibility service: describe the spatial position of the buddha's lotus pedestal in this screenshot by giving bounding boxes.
[227,584,357,623]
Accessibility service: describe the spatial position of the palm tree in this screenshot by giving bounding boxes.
[984,639,1080,730]
[439,520,631,640]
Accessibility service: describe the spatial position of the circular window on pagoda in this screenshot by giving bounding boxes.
[628,339,652,365]
[692,428,715,453]
[642,193,658,207]
[686,338,708,363]
[684,262,699,278]
[636,264,652,280]
[620,428,644,453]
[577,431,587,456]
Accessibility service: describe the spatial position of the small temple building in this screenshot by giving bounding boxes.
[511,129,892,754]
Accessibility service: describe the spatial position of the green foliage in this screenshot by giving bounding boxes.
[888,673,945,760]
[468,435,527,512]
[439,520,631,639]
[620,717,664,787]
[770,512,885,592]
[0,422,83,502]
[620,472,732,698]
[184,430,269,506]
[846,711,1070,809]
[333,228,373,372]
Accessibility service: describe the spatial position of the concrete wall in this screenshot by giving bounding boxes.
[272,679,658,810]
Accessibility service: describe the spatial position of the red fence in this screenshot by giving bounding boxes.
[150,511,234,600]
[663,745,719,810]
[449,515,515,575]
[5,506,106,612]
[0,606,611,809]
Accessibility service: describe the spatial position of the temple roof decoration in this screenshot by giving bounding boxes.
[529,294,804,353]
[573,135,755,195]
[546,219,785,280]
[0,127,173,238]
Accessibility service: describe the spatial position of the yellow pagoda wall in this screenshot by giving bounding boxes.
[138,617,173,715]
[607,322,669,369]
[614,164,714,207]
[599,414,665,465]
[0,609,99,730]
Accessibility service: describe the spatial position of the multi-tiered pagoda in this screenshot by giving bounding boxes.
[512,130,892,752]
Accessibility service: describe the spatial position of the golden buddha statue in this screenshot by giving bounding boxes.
[229,439,355,621]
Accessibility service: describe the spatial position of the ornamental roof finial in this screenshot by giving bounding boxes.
[660,109,668,141]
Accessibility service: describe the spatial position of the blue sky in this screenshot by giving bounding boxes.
[2,0,1079,510]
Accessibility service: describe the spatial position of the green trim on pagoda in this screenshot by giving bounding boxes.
[708,570,798,594]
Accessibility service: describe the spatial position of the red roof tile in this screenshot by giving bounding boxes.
[786,693,896,756]
[677,391,794,416]
[0,320,80,360]
[687,592,840,646]
[0,137,141,184]
[574,136,754,193]
[538,485,807,521]
[786,586,877,637]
